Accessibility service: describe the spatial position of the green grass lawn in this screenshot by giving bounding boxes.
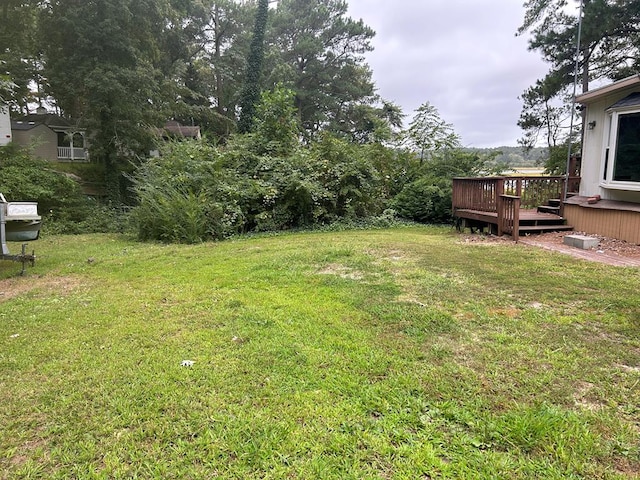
[1,227,639,479]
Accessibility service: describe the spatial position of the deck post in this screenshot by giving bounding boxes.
[513,196,521,243]
[496,178,505,236]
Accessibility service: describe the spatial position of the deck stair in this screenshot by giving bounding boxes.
[537,198,561,215]
[517,209,573,234]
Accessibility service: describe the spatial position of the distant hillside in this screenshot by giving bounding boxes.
[464,146,548,168]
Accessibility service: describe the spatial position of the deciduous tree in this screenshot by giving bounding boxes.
[0,0,43,113]
[41,0,170,202]
[403,102,461,163]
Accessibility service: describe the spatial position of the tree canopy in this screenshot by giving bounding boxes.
[518,0,640,151]
[267,0,377,137]
[2,0,407,199]
[404,102,461,163]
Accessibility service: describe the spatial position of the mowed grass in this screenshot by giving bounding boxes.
[0,227,639,479]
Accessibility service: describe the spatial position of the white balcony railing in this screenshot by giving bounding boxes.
[57,146,88,161]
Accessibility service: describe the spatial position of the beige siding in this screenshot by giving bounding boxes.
[565,205,640,244]
[12,125,58,161]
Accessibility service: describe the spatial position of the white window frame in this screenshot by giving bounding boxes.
[601,106,640,191]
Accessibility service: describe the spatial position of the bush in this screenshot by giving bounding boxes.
[0,144,134,235]
[391,178,452,224]
[129,141,248,242]
[43,203,129,235]
[128,135,392,243]
[0,144,83,213]
[131,185,213,243]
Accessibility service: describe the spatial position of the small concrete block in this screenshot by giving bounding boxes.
[563,234,600,250]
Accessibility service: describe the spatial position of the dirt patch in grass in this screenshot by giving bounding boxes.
[316,264,364,280]
[487,307,522,319]
[573,381,604,412]
[617,363,640,374]
[0,275,88,303]
[459,232,640,267]
[9,438,48,466]
[614,459,640,479]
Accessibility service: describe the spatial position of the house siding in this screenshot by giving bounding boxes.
[564,204,640,244]
[12,125,58,161]
[548,76,640,244]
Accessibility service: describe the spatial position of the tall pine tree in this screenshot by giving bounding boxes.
[268,0,377,137]
[237,0,269,133]
[518,0,640,150]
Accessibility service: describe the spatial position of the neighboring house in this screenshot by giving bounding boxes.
[161,120,201,140]
[150,120,202,157]
[0,103,11,146]
[568,74,640,243]
[10,107,88,162]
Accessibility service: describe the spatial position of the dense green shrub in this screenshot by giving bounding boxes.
[0,144,131,234]
[391,177,452,223]
[0,144,95,230]
[2,132,502,242]
[128,134,390,242]
[390,149,503,224]
[0,144,83,212]
[544,143,580,175]
[43,203,128,235]
[127,120,501,243]
[132,185,214,243]
[129,142,245,243]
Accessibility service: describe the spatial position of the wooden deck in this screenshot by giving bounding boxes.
[453,176,578,241]
[455,208,573,233]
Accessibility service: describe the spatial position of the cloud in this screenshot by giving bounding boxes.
[347,0,551,147]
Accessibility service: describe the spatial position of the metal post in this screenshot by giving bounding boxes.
[564,0,585,202]
[0,194,9,256]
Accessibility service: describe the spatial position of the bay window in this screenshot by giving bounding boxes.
[602,98,640,190]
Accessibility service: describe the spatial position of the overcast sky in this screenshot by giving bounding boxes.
[346,0,551,148]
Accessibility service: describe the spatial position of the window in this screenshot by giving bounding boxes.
[613,113,640,182]
[602,97,640,190]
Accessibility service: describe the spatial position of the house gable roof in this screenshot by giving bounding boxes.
[11,113,80,132]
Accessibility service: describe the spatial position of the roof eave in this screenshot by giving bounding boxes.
[576,74,640,104]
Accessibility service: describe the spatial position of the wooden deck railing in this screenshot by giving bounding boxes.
[57,146,88,161]
[498,195,521,242]
[451,177,504,213]
[453,175,577,241]
[503,176,564,209]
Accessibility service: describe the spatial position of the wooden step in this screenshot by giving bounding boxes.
[520,217,567,226]
[537,205,561,214]
[519,224,574,233]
